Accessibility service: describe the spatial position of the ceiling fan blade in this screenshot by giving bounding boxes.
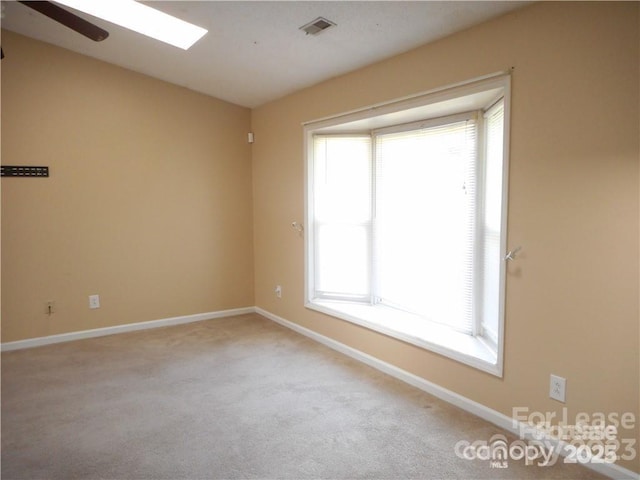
[19,1,109,42]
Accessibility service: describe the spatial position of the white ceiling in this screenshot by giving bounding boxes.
[1,1,529,108]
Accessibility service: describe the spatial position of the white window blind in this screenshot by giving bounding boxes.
[373,117,478,335]
[312,135,372,299]
[479,99,505,346]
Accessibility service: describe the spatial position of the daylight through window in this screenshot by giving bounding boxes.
[304,74,510,376]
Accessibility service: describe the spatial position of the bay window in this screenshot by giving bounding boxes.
[304,74,511,376]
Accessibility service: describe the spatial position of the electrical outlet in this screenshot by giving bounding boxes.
[550,374,566,403]
[275,285,282,298]
[89,294,100,309]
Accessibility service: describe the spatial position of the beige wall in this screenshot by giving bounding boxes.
[1,31,254,342]
[252,2,639,472]
[1,1,639,474]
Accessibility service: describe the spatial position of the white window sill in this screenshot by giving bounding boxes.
[307,299,501,377]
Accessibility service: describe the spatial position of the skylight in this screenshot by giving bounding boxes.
[55,0,208,50]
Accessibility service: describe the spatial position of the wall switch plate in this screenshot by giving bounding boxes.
[89,294,100,309]
[550,374,566,403]
[275,285,282,298]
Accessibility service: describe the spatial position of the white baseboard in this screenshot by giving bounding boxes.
[255,307,639,480]
[0,307,255,352]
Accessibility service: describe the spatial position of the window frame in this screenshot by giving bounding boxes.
[303,73,511,377]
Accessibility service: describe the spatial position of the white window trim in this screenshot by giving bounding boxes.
[303,72,511,377]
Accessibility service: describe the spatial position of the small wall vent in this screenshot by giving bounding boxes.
[299,17,336,36]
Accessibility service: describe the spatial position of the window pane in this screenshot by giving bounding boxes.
[375,121,476,334]
[316,224,370,296]
[314,136,371,223]
[480,99,505,344]
[313,135,372,298]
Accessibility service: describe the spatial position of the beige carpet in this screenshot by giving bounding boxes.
[2,313,606,479]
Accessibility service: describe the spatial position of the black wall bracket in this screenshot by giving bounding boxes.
[1,166,49,177]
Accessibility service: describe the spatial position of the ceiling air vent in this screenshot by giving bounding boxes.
[299,17,336,36]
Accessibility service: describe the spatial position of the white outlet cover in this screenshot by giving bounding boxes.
[550,374,566,403]
[89,294,100,309]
